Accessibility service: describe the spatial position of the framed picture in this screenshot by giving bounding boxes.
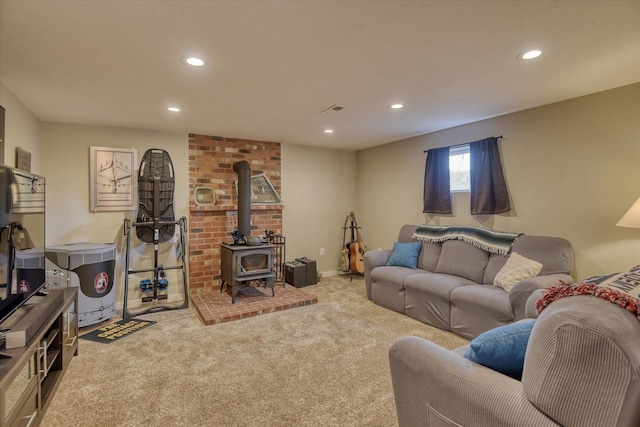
[234,173,282,205]
[15,147,31,172]
[89,146,137,212]
[10,169,45,213]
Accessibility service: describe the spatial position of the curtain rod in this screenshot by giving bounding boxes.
[423,135,503,153]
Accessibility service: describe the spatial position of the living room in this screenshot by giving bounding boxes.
[0,1,639,426]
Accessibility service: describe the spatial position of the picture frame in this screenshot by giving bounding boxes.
[15,147,31,172]
[89,146,137,212]
[235,173,282,205]
[10,169,45,213]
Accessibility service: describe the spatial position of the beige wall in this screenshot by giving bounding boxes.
[281,144,357,274]
[0,82,42,172]
[39,125,358,278]
[39,123,189,305]
[29,122,356,303]
[40,123,189,245]
[357,83,640,279]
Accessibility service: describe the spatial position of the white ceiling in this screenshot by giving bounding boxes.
[1,1,639,151]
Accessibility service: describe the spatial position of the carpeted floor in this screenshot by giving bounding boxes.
[40,275,468,427]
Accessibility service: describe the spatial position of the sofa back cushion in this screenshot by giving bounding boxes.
[510,235,573,276]
[397,224,419,243]
[483,234,574,283]
[417,242,441,272]
[483,253,508,284]
[435,240,489,283]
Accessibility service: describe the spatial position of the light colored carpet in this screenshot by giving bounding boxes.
[41,275,468,427]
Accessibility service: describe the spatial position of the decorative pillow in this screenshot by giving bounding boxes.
[494,252,543,292]
[463,319,536,380]
[386,241,423,269]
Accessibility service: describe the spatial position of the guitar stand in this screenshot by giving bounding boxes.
[341,211,364,281]
[122,216,189,318]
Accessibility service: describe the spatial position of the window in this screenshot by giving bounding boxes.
[449,144,470,192]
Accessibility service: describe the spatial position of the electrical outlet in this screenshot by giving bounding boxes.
[320,248,325,256]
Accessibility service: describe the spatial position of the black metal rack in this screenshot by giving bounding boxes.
[265,230,285,284]
[122,216,189,318]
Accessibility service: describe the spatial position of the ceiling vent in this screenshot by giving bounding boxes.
[321,104,344,114]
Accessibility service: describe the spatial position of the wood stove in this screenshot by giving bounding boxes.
[219,160,276,303]
[220,243,275,303]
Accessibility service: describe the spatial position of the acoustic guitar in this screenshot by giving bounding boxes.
[349,212,365,274]
[338,215,350,272]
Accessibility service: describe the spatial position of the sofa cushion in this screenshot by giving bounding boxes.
[387,241,423,269]
[435,240,489,283]
[511,235,573,276]
[463,319,536,380]
[450,285,514,339]
[371,266,425,313]
[405,273,474,331]
[417,241,441,272]
[493,252,543,292]
[483,253,508,284]
[397,224,420,243]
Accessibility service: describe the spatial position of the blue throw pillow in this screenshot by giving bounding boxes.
[463,319,536,380]
[386,241,423,269]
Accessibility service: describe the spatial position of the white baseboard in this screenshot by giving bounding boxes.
[320,270,365,280]
[321,270,338,278]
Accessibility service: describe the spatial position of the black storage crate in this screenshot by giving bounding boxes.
[284,262,306,288]
[295,257,317,286]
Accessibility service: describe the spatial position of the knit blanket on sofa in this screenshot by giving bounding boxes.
[536,265,640,321]
[413,225,521,256]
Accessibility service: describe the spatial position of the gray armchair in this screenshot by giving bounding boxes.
[389,294,640,426]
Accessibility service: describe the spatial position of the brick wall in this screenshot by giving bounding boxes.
[188,134,282,292]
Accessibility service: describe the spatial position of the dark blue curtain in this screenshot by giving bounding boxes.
[423,146,451,214]
[469,137,511,215]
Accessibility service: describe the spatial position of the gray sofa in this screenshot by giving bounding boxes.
[389,294,640,426]
[364,225,574,339]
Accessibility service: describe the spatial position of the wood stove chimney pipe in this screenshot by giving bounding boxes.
[233,160,251,238]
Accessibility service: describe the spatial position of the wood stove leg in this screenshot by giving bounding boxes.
[267,277,275,297]
[231,281,241,304]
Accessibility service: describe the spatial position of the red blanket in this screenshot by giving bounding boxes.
[536,266,640,321]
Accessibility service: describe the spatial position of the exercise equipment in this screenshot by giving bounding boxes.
[44,242,117,327]
[122,148,189,318]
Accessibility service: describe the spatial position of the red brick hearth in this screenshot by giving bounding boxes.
[192,283,318,325]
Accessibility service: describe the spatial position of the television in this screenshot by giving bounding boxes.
[0,164,46,331]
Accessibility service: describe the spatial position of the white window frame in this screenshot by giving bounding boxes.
[449,144,470,193]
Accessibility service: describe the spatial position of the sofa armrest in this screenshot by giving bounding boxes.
[509,274,573,321]
[389,336,558,427]
[524,288,546,319]
[363,249,391,300]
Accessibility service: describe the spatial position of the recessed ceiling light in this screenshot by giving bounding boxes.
[390,104,404,109]
[517,50,542,60]
[185,57,205,67]
[324,129,334,134]
[167,107,180,112]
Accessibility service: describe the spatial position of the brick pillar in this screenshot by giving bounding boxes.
[188,134,282,292]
